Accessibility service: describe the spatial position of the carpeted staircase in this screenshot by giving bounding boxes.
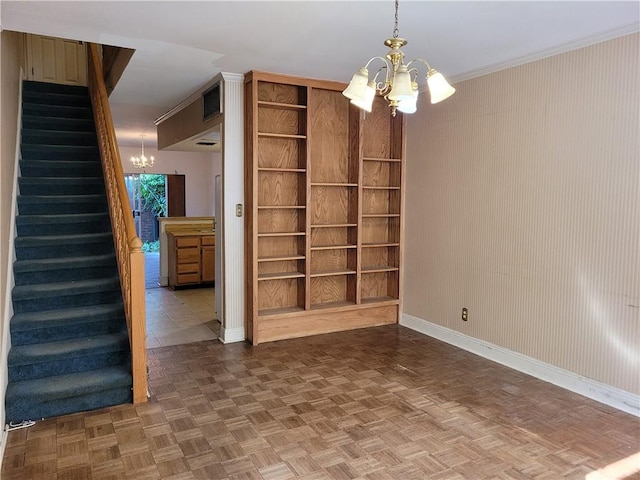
[5,81,133,424]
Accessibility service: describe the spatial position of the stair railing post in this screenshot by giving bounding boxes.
[129,237,147,403]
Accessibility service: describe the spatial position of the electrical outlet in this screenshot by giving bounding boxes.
[461,307,468,321]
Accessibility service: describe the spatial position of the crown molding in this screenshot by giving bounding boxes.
[450,24,640,85]
[418,24,640,94]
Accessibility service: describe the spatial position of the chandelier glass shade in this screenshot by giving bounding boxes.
[343,0,455,115]
[130,135,154,169]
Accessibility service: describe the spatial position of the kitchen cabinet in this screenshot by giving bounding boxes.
[167,232,215,288]
[201,236,216,283]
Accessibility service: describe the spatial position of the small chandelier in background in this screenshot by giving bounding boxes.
[343,0,455,116]
[130,135,154,169]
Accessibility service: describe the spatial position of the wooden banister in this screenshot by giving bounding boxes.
[86,43,148,404]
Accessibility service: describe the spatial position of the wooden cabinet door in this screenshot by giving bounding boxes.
[167,174,186,217]
[26,34,87,86]
[201,246,215,282]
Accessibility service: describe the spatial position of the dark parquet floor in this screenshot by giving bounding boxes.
[2,325,638,479]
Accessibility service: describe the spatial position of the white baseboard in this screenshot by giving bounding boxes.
[0,427,7,465]
[400,314,639,417]
[219,326,245,344]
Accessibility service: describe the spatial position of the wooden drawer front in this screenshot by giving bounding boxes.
[177,247,199,264]
[177,263,199,274]
[176,237,200,248]
[177,273,200,284]
[201,236,215,246]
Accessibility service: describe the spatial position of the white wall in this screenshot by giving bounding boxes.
[0,29,24,449]
[403,33,639,397]
[118,145,221,217]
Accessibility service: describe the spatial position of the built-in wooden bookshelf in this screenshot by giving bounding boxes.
[245,71,405,344]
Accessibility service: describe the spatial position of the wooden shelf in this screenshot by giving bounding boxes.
[258,254,305,262]
[362,157,402,162]
[310,268,356,278]
[309,300,356,311]
[311,223,357,228]
[257,205,306,209]
[362,186,401,190]
[258,271,305,281]
[362,214,400,218]
[362,242,400,248]
[258,231,305,237]
[361,296,399,304]
[258,132,306,139]
[258,167,306,173]
[310,244,356,251]
[258,306,305,317]
[310,182,358,187]
[257,101,307,110]
[362,265,400,273]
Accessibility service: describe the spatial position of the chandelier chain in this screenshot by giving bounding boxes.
[393,0,399,38]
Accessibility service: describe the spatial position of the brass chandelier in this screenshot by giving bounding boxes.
[130,135,154,169]
[343,0,455,116]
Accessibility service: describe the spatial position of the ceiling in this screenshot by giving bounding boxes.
[2,1,638,149]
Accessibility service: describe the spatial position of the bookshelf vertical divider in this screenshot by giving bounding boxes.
[304,85,312,311]
[350,102,364,306]
[245,71,404,345]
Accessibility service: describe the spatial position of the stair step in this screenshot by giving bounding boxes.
[22,102,93,120]
[16,212,111,236]
[22,115,95,132]
[22,129,97,147]
[23,81,89,96]
[15,232,114,260]
[23,89,90,108]
[21,144,99,161]
[12,277,122,314]
[19,160,103,178]
[18,177,105,196]
[10,303,125,346]
[8,332,130,381]
[9,332,129,366]
[5,366,132,423]
[14,253,117,285]
[18,194,107,215]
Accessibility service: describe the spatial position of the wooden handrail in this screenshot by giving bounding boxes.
[86,43,147,404]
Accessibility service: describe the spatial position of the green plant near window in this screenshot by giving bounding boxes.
[142,240,160,253]
[139,174,167,218]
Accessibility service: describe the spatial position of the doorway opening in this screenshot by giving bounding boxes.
[124,173,167,245]
[124,172,219,346]
[124,173,166,289]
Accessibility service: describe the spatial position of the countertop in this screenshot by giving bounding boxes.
[166,230,215,237]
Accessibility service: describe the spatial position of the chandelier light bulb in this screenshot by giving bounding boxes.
[387,65,414,102]
[343,68,370,101]
[349,81,377,112]
[426,69,456,104]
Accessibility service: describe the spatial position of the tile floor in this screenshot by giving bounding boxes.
[2,325,639,480]
[145,287,219,348]
[143,251,219,348]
